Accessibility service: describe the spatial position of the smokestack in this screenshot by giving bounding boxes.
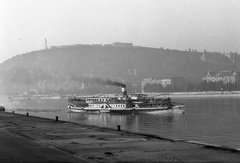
[121,85,128,98]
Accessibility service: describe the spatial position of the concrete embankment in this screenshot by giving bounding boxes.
[1,111,240,162]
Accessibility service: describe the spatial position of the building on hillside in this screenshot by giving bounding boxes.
[103,44,113,47]
[91,44,102,47]
[50,45,78,49]
[141,77,185,93]
[113,42,133,47]
[141,78,170,92]
[202,70,238,84]
[200,50,221,63]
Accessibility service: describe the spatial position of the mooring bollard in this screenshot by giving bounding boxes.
[117,125,121,131]
[27,113,29,117]
[12,111,14,114]
[56,116,58,122]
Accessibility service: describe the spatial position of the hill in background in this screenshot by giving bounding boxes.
[0,44,238,95]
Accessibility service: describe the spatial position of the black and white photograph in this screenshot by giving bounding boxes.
[0,0,240,162]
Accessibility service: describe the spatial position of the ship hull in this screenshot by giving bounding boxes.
[109,106,178,114]
[83,108,110,113]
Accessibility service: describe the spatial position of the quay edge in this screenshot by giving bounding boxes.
[1,111,240,162]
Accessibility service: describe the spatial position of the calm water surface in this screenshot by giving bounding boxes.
[1,97,240,149]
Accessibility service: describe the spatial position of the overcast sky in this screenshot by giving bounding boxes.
[0,0,240,63]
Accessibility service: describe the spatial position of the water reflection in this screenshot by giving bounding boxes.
[67,112,182,133]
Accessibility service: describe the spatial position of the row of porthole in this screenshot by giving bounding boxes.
[111,104,125,107]
[89,104,125,108]
[86,98,108,102]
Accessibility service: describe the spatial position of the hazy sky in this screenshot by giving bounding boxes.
[0,0,240,63]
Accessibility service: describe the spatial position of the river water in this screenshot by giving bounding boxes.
[1,97,240,149]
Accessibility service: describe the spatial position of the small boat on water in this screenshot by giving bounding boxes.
[68,96,89,112]
[170,100,186,108]
[68,105,85,112]
[68,86,185,114]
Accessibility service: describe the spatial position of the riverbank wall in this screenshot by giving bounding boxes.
[0,111,240,162]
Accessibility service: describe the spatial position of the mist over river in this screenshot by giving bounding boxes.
[1,97,240,149]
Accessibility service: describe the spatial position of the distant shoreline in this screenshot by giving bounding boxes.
[145,91,240,98]
[2,91,240,100]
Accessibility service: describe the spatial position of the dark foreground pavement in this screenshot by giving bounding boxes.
[0,111,240,163]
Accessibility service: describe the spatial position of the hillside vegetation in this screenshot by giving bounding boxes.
[0,45,238,95]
